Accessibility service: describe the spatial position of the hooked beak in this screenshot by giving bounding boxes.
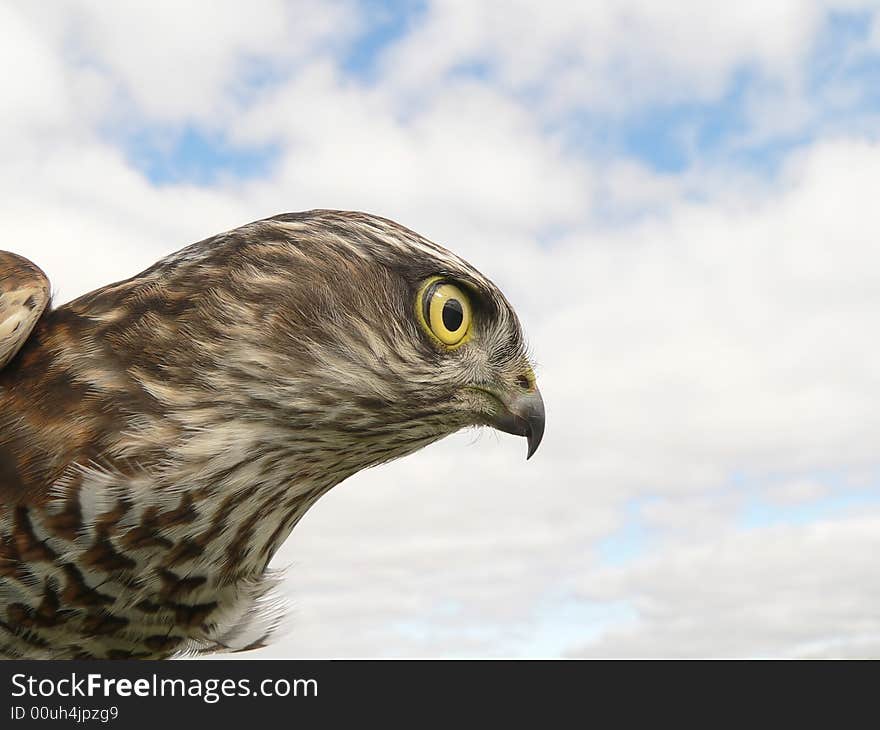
[489,385,546,460]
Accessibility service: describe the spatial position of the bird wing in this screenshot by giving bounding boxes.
[0,251,50,370]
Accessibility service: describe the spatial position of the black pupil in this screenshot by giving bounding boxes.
[442,299,464,332]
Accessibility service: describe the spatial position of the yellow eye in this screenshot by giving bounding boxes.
[417,279,472,347]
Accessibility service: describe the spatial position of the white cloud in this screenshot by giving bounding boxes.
[573,511,880,657]
[234,64,594,241]
[13,0,359,123]
[379,1,830,113]
[0,3,78,144]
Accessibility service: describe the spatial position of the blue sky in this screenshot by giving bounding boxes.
[5,1,880,657]
[115,7,880,183]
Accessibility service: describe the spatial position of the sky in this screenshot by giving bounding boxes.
[3,0,880,657]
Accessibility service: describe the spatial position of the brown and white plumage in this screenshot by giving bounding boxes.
[0,252,50,370]
[0,210,544,659]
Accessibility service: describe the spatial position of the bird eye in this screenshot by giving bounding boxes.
[418,279,472,347]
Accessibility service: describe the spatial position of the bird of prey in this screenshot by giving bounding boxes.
[0,210,544,659]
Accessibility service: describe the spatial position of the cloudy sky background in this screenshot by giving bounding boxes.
[3,0,880,657]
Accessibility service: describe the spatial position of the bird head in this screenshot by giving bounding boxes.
[191,210,546,468]
[77,210,544,480]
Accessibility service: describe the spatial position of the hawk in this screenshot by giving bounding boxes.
[0,210,544,659]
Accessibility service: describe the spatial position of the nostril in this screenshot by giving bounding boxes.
[515,374,531,390]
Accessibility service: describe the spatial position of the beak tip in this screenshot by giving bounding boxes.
[524,400,545,460]
[525,423,544,461]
